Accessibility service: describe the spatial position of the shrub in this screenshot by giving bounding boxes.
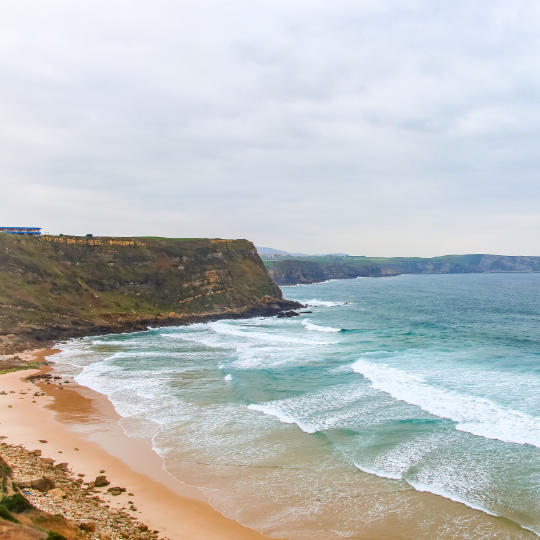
[0,493,33,513]
[47,532,67,540]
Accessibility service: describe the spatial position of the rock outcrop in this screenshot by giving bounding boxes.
[0,235,300,353]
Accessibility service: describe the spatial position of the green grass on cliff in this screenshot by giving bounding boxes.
[0,235,282,339]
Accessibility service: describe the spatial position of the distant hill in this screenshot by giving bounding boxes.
[256,246,290,257]
[256,246,349,258]
[262,254,540,285]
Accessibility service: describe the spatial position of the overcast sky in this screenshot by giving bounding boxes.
[1,1,539,256]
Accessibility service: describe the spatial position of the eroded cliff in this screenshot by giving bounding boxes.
[0,235,298,353]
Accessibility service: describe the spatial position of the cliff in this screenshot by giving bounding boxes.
[265,254,540,285]
[0,235,299,353]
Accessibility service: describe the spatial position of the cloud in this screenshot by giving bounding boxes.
[0,0,539,255]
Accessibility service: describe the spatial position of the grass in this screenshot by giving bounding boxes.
[0,361,43,375]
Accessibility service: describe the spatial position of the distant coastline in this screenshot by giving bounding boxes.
[261,253,540,285]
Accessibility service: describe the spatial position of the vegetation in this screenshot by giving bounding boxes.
[0,234,294,353]
[1,493,34,513]
[46,532,67,540]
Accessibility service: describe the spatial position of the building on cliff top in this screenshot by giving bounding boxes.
[0,226,41,236]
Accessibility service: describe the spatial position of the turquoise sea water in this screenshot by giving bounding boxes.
[53,274,540,538]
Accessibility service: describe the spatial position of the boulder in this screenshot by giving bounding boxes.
[276,310,299,318]
[94,475,110,487]
[107,486,126,496]
[30,476,55,492]
[79,521,96,532]
[47,488,66,500]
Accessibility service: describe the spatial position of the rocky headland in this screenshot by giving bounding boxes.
[0,234,300,354]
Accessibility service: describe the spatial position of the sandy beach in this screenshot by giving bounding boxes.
[0,349,275,540]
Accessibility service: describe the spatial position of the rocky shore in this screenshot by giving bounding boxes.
[0,442,160,539]
[0,298,301,356]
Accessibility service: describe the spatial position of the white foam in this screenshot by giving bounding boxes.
[247,384,373,433]
[301,319,341,333]
[107,351,188,359]
[209,321,331,345]
[351,358,540,448]
[353,462,402,480]
[224,374,233,381]
[302,299,348,307]
[247,403,302,429]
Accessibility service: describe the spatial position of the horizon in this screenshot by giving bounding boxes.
[3,229,539,259]
[1,2,539,256]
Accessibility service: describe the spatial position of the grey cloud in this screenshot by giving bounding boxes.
[0,0,539,255]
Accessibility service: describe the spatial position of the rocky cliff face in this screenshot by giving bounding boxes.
[266,254,540,285]
[0,235,298,353]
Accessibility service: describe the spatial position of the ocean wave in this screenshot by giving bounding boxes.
[301,319,341,333]
[351,359,540,448]
[302,299,349,307]
[209,321,332,346]
[247,384,373,433]
[247,403,311,431]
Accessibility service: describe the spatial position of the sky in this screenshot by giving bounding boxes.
[1,1,539,256]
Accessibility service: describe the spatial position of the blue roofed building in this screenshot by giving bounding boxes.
[0,227,41,236]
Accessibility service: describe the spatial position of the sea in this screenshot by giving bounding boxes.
[51,273,540,539]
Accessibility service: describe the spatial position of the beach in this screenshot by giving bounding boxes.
[0,349,273,540]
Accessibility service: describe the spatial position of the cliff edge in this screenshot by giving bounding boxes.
[0,235,299,353]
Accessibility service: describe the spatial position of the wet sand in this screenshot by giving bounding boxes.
[0,349,275,540]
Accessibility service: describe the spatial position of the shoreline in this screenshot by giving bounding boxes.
[0,348,278,540]
[1,346,535,540]
[0,299,302,356]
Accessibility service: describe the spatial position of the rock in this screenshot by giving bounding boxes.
[94,475,110,487]
[47,488,66,500]
[30,476,55,492]
[108,486,126,496]
[276,310,300,318]
[54,462,69,471]
[79,521,96,532]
